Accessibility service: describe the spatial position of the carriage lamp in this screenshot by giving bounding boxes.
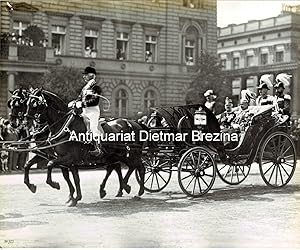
[194,107,207,126]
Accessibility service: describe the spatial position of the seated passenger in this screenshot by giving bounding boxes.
[218,97,236,130]
[256,74,274,106]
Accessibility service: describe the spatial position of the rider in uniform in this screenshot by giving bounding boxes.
[204,89,217,114]
[273,73,292,117]
[69,66,103,157]
[256,74,274,106]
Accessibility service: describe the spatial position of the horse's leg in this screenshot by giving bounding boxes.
[24,155,44,193]
[136,159,145,196]
[69,168,81,207]
[60,167,75,204]
[46,159,61,190]
[99,164,114,199]
[115,163,127,197]
[122,166,135,193]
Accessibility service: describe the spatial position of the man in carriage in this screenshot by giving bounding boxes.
[68,66,104,157]
[273,73,292,118]
[218,97,236,130]
[256,74,275,106]
[203,89,217,114]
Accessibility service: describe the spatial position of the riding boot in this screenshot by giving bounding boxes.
[90,142,104,157]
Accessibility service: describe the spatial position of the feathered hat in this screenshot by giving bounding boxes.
[240,89,256,103]
[274,73,291,89]
[204,89,217,99]
[258,74,273,90]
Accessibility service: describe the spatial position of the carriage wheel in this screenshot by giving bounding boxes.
[216,164,251,185]
[259,131,296,187]
[136,153,172,193]
[178,147,216,197]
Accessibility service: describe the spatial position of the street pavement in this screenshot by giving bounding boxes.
[0,161,299,248]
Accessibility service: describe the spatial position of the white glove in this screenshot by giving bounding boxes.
[68,100,75,109]
[75,101,82,109]
[232,124,240,130]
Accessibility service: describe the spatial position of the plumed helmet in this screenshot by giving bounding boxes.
[240,89,256,103]
[274,73,291,89]
[258,74,273,90]
[224,97,233,105]
[82,66,97,75]
[204,89,216,99]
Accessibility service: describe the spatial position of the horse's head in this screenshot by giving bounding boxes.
[25,88,48,125]
[7,88,29,128]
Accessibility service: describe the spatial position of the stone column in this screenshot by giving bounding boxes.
[292,70,299,119]
[7,71,17,94]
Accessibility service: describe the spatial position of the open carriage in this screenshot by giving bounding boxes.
[138,103,297,197]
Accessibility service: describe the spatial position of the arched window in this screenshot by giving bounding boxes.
[184,26,199,65]
[144,89,157,110]
[115,88,128,117]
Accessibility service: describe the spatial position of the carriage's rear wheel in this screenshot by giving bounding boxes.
[178,147,216,197]
[216,164,250,185]
[259,131,296,187]
[136,153,172,193]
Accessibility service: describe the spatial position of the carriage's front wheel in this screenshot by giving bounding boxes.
[259,131,296,187]
[216,164,250,185]
[136,153,172,193]
[178,147,216,197]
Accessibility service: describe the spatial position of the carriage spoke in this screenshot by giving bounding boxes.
[157,172,168,184]
[218,165,226,171]
[144,172,154,184]
[263,163,275,176]
[197,178,202,193]
[237,166,246,177]
[282,146,292,157]
[275,164,279,186]
[150,173,155,190]
[279,138,288,155]
[223,165,232,179]
[276,135,282,155]
[186,175,195,190]
[236,167,240,182]
[155,173,160,189]
[199,175,209,188]
[192,177,197,195]
[278,164,284,186]
[279,163,290,176]
[268,164,276,183]
[204,173,213,178]
[181,173,193,181]
[230,166,234,183]
[281,162,294,167]
[191,153,196,167]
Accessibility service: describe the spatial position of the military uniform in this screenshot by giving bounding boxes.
[256,95,275,106]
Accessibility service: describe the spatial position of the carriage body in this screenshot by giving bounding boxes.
[140,103,296,197]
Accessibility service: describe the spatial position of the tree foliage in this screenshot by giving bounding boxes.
[185,51,231,114]
[23,25,45,47]
[41,66,83,103]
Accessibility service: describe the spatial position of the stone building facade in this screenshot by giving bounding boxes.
[0,0,217,118]
[217,4,300,119]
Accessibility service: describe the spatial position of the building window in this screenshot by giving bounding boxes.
[52,25,66,55]
[233,57,239,69]
[185,39,195,65]
[116,32,128,60]
[221,59,226,70]
[275,51,284,62]
[278,33,281,37]
[13,21,29,36]
[115,89,129,117]
[260,53,268,65]
[247,37,251,42]
[84,29,98,58]
[144,90,157,110]
[221,42,224,47]
[246,55,254,67]
[234,40,237,45]
[145,35,157,62]
[183,0,203,8]
[232,78,241,97]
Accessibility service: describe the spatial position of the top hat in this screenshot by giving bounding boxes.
[82,66,97,75]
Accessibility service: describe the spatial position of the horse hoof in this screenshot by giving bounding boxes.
[68,199,77,207]
[100,190,106,199]
[66,197,73,204]
[132,196,142,201]
[124,185,131,194]
[138,189,145,196]
[29,184,37,193]
[116,192,123,197]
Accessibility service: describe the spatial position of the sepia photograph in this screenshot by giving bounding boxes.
[0,0,299,248]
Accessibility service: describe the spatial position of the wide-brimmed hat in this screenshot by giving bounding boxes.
[82,66,97,75]
[204,89,216,99]
[240,89,256,104]
[258,74,272,90]
[274,73,291,89]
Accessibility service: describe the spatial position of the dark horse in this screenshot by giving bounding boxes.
[7,88,80,204]
[25,88,146,206]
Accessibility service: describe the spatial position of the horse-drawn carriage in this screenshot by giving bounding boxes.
[1,88,297,205]
[138,103,297,197]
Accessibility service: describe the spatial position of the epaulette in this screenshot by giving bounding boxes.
[284,94,291,100]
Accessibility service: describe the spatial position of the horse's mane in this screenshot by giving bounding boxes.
[42,90,68,112]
